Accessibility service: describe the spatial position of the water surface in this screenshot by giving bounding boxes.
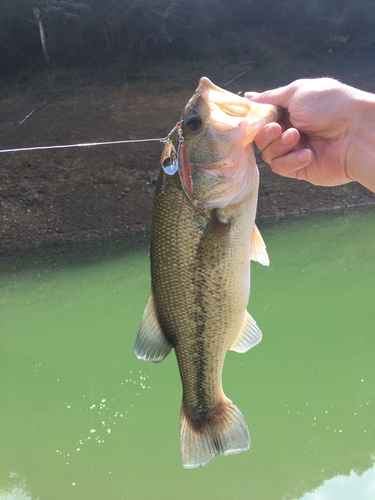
[1,209,374,499]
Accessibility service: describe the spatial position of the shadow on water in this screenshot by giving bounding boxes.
[0,208,374,500]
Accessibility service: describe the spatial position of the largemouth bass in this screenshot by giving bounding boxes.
[134,77,283,468]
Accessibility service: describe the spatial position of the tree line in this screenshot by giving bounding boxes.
[0,0,374,75]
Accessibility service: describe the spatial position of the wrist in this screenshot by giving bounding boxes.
[346,88,375,192]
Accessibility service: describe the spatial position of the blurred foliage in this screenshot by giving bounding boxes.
[0,0,374,74]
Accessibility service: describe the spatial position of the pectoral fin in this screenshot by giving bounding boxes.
[134,290,173,363]
[250,224,269,266]
[229,311,262,353]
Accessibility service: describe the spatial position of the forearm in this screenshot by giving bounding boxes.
[346,88,375,193]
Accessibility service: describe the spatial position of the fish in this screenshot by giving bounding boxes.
[134,77,283,468]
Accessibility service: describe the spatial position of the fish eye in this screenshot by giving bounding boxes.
[186,114,203,132]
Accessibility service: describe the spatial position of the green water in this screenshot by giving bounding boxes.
[1,209,374,500]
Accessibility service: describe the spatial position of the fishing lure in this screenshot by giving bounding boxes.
[160,121,193,199]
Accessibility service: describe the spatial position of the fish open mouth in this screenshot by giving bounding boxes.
[197,77,284,144]
[161,78,284,203]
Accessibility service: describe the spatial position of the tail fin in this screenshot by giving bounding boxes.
[180,398,250,469]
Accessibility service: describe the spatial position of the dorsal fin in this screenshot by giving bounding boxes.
[229,311,262,353]
[251,224,269,266]
[134,291,173,363]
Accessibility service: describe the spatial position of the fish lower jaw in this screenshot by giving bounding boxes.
[195,145,258,209]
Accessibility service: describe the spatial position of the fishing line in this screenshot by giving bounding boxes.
[0,137,166,154]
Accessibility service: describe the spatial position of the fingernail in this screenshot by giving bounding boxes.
[265,125,275,141]
[282,130,295,145]
[297,150,312,163]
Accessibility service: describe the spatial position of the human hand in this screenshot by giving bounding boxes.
[245,78,375,189]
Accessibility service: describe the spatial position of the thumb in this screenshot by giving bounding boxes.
[243,91,260,100]
[245,84,293,109]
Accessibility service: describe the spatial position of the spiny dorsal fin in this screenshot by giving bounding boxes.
[229,310,262,353]
[251,224,269,266]
[134,290,173,363]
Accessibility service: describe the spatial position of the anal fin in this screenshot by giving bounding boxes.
[229,310,262,353]
[134,290,173,363]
